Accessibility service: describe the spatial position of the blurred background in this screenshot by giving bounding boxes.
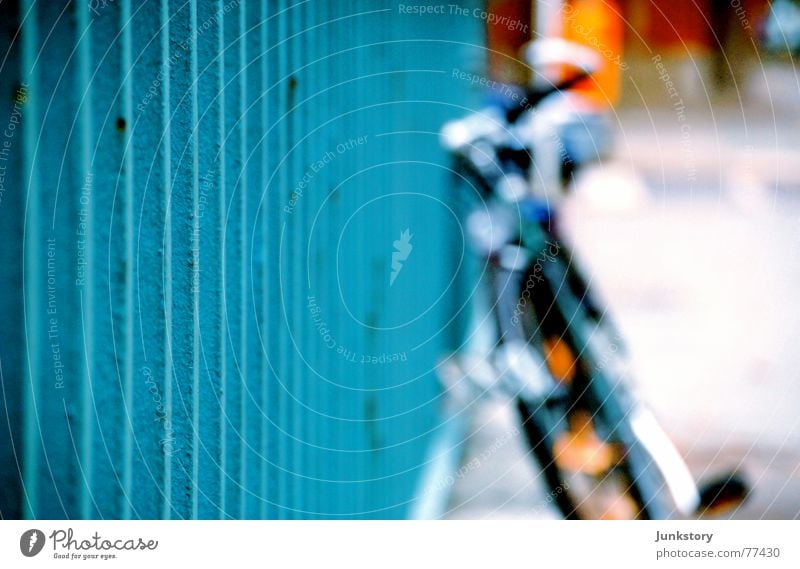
[447,0,800,519]
[0,0,798,520]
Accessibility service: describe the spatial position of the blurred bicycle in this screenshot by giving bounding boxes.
[438,37,748,520]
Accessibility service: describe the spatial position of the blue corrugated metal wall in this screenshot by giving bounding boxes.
[0,0,485,519]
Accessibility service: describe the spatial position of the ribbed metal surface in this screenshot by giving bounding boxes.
[1,0,483,519]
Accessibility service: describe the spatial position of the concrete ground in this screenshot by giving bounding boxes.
[445,98,800,520]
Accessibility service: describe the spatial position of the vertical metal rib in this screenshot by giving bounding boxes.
[194,0,224,520]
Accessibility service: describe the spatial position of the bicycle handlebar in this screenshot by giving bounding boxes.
[504,69,592,124]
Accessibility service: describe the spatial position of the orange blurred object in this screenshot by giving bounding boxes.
[560,0,625,108]
[553,411,619,475]
[543,335,577,384]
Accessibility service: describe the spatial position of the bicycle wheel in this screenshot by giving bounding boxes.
[516,394,651,519]
[513,244,680,520]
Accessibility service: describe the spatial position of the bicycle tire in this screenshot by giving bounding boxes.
[513,239,679,519]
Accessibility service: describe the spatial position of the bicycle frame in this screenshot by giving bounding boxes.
[440,43,703,518]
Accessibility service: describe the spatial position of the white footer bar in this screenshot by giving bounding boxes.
[1,520,797,567]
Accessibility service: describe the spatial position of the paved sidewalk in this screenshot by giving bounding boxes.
[446,105,800,519]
